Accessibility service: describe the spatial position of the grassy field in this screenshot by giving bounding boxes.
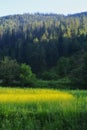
[0,87,87,130]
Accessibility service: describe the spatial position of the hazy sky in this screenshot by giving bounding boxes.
[0,0,87,16]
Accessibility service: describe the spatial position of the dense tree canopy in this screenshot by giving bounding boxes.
[0,13,87,73]
[0,57,36,86]
[0,12,87,87]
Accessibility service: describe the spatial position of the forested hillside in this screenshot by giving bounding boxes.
[0,12,87,87]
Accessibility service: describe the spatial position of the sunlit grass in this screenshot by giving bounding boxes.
[0,88,74,103]
[0,87,87,114]
[0,87,87,130]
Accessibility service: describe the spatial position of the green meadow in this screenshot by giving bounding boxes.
[0,87,87,130]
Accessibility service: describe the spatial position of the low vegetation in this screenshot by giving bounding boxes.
[0,87,87,130]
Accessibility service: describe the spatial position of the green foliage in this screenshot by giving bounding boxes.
[20,63,36,86]
[0,57,36,86]
[69,52,87,88]
[82,53,87,84]
[56,57,70,77]
[0,57,20,85]
[41,71,59,80]
[0,13,87,87]
[0,13,87,74]
[70,67,83,85]
[35,77,71,89]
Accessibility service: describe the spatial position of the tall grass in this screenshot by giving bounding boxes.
[0,87,87,130]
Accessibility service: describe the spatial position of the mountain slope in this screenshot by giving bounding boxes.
[0,12,87,73]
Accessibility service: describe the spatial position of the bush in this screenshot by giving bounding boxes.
[0,57,20,86]
[41,71,59,80]
[0,57,36,87]
[20,63,36,86]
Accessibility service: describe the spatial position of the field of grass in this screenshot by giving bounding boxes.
[0,87,87,130]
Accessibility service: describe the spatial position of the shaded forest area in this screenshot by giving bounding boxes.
[0,12,87,88]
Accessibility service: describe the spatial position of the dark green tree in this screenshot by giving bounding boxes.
[20,63,36,86]
[0,57,20,85]
[56,57,70,77]
[82,53,87,86]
